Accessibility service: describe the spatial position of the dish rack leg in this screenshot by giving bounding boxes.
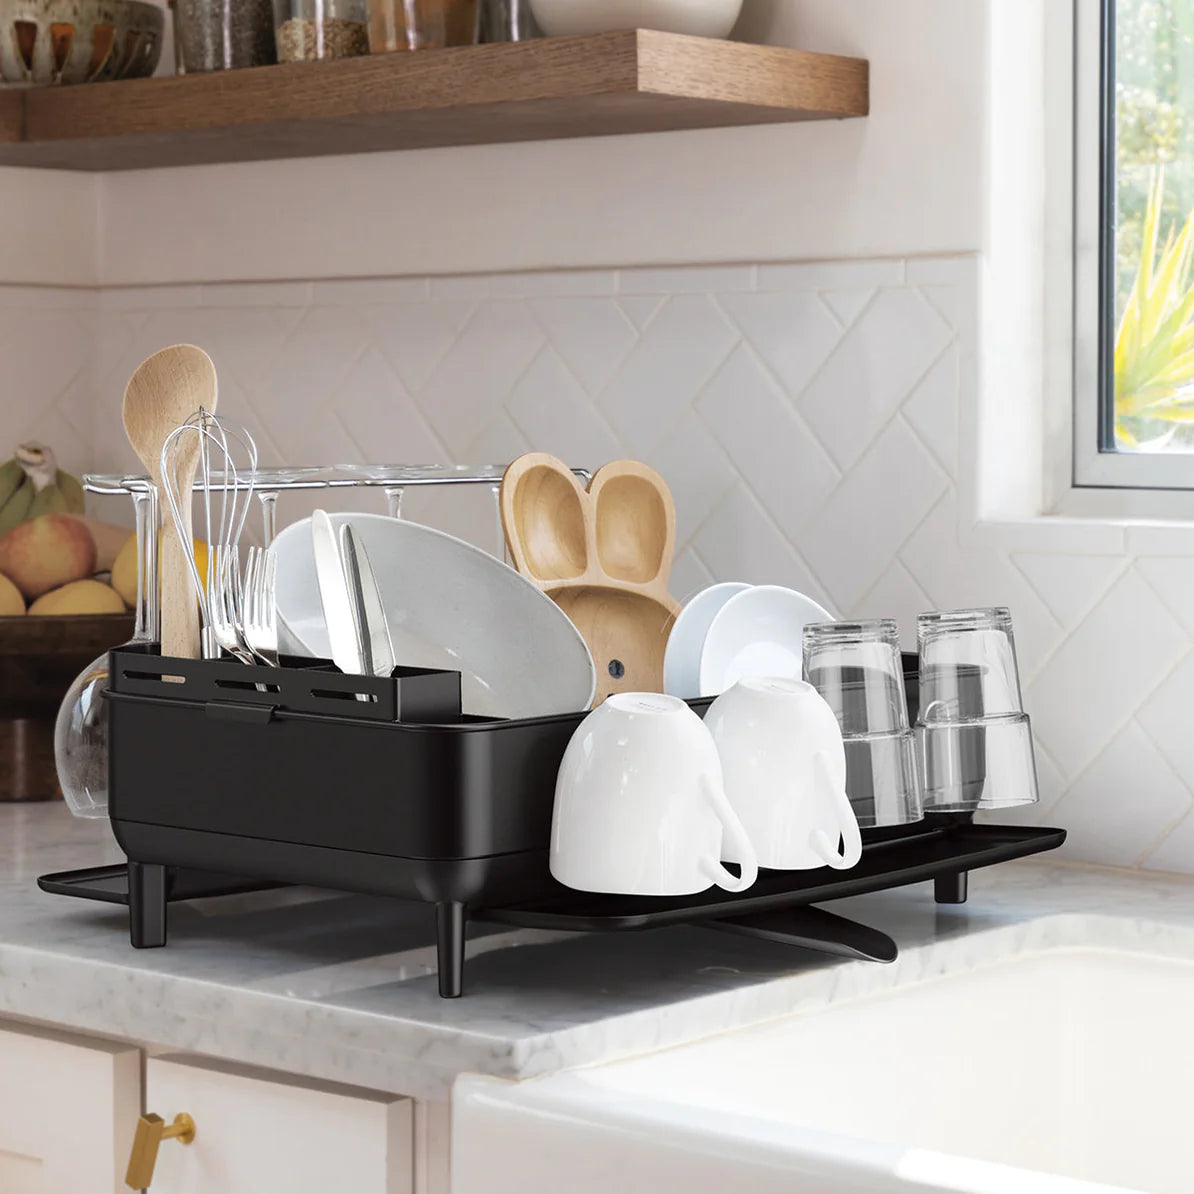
[436,901,466,999]
[129,862,168,948]
[935,871,968,905]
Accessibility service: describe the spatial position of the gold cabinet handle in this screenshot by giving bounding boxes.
[125,1112,196,1189]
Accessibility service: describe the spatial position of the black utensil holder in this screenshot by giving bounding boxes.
[66,646,1065,999]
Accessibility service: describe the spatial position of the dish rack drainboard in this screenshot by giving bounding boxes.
[40,645,1065,997]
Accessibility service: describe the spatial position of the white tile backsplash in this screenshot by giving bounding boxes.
[1026,571,1189,778]
[0,290,95,485]
[8,256,1194,873]
[799,288,953,471]
[1048,722,1192,867]
[695,345,840,532]
[718,290,844,396]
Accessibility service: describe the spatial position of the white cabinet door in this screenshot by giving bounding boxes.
[144,1055,413,1194]
[0,1018,141,1194]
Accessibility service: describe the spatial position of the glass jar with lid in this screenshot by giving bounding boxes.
[274,0,371,61]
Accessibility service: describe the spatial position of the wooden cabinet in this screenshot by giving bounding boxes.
[0,1018,418,1194]
[143,1055,413,1194]
[0,1019,140,1194]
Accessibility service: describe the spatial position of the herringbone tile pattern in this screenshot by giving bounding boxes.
[4,256,1192,871]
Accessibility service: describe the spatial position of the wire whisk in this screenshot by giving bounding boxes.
[160,408,259,662]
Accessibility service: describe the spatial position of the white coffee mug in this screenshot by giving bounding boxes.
[705,677,863,871]
[550,693,760,896]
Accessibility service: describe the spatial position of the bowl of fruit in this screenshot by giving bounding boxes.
[0,442,135,803]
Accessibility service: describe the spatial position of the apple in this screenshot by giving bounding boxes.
[0,514,97,600]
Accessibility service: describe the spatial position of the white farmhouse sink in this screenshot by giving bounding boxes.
[454,947,1194,1194]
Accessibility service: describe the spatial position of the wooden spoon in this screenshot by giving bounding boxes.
[501,453,681,705]
[122,345,217,660]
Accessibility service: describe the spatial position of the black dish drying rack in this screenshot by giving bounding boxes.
[41,645,1066,997]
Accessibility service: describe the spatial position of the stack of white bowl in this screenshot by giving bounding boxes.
[663,583,835,700]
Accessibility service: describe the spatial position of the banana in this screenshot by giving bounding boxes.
[0,443,85,539]
[0,477,33,539]
[16,443,85,520]
[29,477,73,518]
[56,468,85,514]
[0,458,23,512]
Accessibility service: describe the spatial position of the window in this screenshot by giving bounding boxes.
[1075,0,1194,489]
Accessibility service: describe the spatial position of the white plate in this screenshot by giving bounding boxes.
[273,513,596,719]
[663,582,751,700]
[698,585,835,697]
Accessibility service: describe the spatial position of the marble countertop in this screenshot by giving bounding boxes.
[2,804,1190,1101]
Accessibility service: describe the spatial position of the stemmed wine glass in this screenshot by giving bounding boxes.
[54,484,158,818]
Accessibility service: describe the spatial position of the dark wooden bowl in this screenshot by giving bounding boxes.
[0,613,134,802]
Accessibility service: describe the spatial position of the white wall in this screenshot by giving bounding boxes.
[0,171,97,286]
[92,0,984,285]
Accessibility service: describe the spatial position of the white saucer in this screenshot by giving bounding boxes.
[663,582,751,699]
[698,585,835,697]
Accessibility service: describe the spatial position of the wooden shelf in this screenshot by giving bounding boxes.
[0,30,868,171]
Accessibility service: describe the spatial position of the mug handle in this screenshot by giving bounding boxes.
[809,753,863,871]
[698,773,760,893]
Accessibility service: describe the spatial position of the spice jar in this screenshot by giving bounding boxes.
[480,0,536,42]
[367,0,478,52]
[175,0,276,70]
[274,0,370,61]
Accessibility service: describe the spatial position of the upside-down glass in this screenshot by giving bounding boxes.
[803,620,923,828]
[916,607,1039,812]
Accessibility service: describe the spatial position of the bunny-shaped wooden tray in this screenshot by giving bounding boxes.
[501,454,682,704]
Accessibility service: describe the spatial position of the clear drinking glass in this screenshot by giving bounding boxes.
[916,608,1039,812]
[804,619,923,828]
[54,486,159,819]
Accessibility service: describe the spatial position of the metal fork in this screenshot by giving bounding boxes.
[209,548,255,664]
[243,546,279,667]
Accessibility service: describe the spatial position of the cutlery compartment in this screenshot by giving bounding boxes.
[107,645,582,866]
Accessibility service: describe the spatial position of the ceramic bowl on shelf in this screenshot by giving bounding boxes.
[273,512,597,720]
[528,0,743,40]
[0,0,164,84]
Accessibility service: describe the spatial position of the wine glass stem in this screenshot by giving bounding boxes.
[132,485,160,645]
[258,490,279,545]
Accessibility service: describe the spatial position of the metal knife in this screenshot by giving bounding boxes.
[341,524,395,679]
[311,510,363,676]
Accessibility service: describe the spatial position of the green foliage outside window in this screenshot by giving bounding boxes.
[1114,1,1194,447]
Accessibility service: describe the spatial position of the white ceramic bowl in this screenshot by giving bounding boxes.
[698,585,835,697]
[273,513,596,720]
[663,581,750,700]
[528,0,744,39]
